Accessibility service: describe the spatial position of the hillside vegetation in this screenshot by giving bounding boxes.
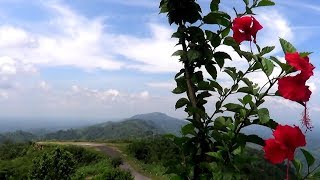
[0,142,133,179]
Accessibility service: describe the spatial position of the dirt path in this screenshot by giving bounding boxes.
[39,142,150,180]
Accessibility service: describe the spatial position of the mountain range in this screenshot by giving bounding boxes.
[0,112,187,142]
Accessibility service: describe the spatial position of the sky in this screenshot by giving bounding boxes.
[0,0,319,128]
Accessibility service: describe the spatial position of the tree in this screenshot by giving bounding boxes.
[159,0,319,179]
[30,147,75,180]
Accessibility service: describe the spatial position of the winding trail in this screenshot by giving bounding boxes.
[38,142,150,180]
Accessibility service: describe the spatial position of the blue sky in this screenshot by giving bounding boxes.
[0,0,319,129]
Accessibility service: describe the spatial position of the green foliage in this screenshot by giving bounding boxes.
[44,116,186,141]
[159,0,318,179]
[0,143,131,180]
[111,157,123,168]
[93,168,133,180]
[29,147,76,180]
[127,137,182,165]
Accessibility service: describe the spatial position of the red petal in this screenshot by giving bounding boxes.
[285,52,315,80]
[278,74,312,102]
[264,139,287,164]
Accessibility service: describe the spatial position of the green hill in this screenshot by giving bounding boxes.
[43,112,187,141]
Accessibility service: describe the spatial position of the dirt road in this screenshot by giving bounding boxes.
[39,142,151,180]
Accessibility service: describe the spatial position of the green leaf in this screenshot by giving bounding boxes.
[260,46,275,56]
[299,52,313,57]
[181,123,196,136]
[243,0,249,5]
[197,91,211,99]
[203,11,231,27]
[224,67,237,81]
[258,108,270,124]
[292,159,303,174]
[301,149,315,167]
[172,50,185,56]
[187,50,201,62]
[175,98,189,109]
[207,151,223,160]
[245,134,265,146]
[252,118,278,129]
[214,51,231,68]
[172,87,185,94]
[170,175,184,180]
[279,38,297,53]
[257,0,275,7]
[237,87,254,95]
[243,95,252,105]
[209,80,223,92]
[210,0,220,11]
[205,63,217,79]
[223,36,240,49]
[205,30,221,48]
[270,56,293,73]
[261,58,274,76]
[224,103,243,112]
[312,171,320,178]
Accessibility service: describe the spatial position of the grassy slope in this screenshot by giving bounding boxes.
[106,142,171,180]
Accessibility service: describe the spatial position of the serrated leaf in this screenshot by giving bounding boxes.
[257,0,275,7]
[301,149,315,167]
[175,98,189,109]
[261,58,274,76]
[260,46,275,56]
[258,108,270,124]
[299,52,313,57]
[279,38,297,53]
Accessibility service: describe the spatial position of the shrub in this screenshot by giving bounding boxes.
[29,147,76,180]
[111,157,123,168]
[94,169,134,180]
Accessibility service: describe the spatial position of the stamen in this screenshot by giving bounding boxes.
[301,103,313,132]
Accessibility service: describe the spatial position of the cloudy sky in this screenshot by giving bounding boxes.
[0,0,319,128]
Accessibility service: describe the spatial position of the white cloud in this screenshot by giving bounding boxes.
[147,81,175,89]
[102,0,157,8]
[39,81,50,91]
[113,23,182,73]
[0,3,123,71]
[0,56,17,75]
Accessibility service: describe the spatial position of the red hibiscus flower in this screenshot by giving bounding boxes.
[285,52,315,80]
[278,74,312,102]
[232,16,263,44]
[264,125,306,164]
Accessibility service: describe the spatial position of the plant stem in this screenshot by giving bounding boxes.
[287,159,290,180]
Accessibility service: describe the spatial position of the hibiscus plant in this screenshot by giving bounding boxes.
[159,0,319,179]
